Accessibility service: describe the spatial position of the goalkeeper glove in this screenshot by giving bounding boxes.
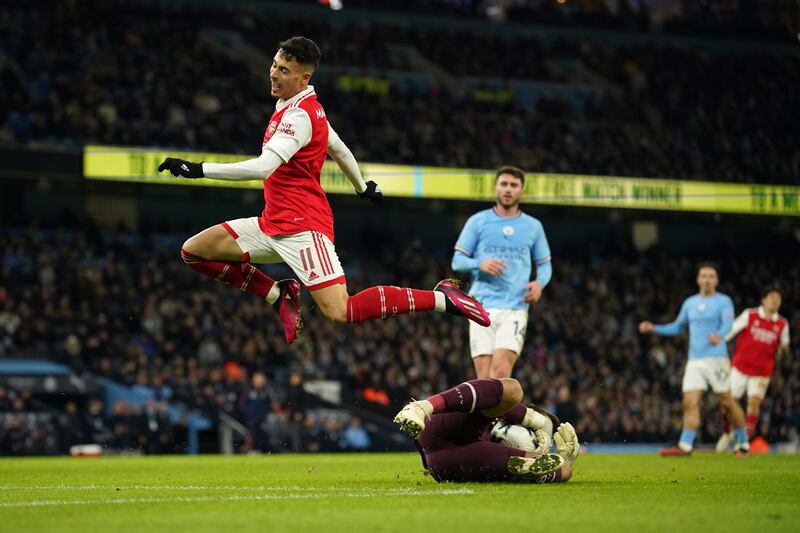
[554,422,580,464]
[357,180,383,203]
[158,158,204,179]
[532,428,552,454]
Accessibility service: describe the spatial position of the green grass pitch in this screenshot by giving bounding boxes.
[1,453,798,532]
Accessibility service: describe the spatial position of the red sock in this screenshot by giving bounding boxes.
[427,379,504,414]
[745,414,758,438]
[346,286,435,324]
[720,407,730,434]
[181,248,275,300]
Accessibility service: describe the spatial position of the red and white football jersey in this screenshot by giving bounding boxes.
[728,306,790,377]
[257,86,335,242]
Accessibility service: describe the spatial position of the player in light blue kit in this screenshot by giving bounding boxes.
[452,166,552,379]
[639,262,749,456]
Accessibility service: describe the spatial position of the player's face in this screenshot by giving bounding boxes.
[762,291,782,314]
[696,267,718,293]
[269,51,311,100]
[494,174,524,209]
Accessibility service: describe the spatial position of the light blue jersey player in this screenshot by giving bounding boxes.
[639,262,750,456]
[452,166,552,379]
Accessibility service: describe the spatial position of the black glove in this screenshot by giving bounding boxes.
[357,180,383,203]
[157,158,204,179]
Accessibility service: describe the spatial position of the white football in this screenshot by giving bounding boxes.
[490,421,538,452]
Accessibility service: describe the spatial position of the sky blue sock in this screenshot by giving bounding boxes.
[679,428,696,449]
[734,427,748,445]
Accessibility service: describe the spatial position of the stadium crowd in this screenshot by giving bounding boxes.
[1,218,798,454]
[1,1,799,184]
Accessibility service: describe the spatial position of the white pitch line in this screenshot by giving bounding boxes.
[0,489,474,508]
[0,485,461,493]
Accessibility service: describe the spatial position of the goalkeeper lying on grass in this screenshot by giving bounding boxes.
[394,378,579,483]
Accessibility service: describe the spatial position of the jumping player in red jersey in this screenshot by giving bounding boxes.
[157,37,490,344]
[716,286,790,451]
[393,378,579,483]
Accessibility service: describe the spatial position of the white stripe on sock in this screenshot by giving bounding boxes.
[464,381,477,413]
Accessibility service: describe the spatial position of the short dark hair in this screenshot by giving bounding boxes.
[696,261,719,276]
[278,36,321,70]
[495,165,525,185]
[761,285,783,299]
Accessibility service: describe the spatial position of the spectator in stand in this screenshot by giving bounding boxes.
[243,372,272,453]
[343,417,371,451]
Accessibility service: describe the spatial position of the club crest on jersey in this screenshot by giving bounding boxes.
[698,303,706,312]
[267,120,278,137]
[502,225,514,237]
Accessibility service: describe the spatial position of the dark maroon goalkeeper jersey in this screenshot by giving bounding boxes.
[417,412,495,451]
[415,412,525,482]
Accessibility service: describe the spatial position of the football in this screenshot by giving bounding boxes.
[490,421,539,452]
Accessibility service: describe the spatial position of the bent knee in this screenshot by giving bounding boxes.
[499,378,523,404]
[181,236,209,262]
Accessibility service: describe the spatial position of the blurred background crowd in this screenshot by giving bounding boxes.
[2,217,797,453]
[1,0,798,184]
[1,0,798,455]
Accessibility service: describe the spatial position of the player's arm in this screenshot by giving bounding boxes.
[524,221,552,304]
[451,215,481,272]
[642,300,688,336]
[327,123,382,203]
[778,322,791,356]
[158,109,312,180]
[709,296,734,345]
[724,309,749,342]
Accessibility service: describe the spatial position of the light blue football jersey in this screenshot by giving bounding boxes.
[452,208,551,311]
[654,292,735,359]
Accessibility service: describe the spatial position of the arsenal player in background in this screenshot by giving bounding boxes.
[717,286,790,451]
[157,37,490,344]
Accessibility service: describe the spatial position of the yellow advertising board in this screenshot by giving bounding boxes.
[84,145,800,216]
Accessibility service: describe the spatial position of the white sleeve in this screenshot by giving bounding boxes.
[780,322,790,348]
[202,149,284,181]
[327,122,367,193]
[201,107,312,181]
[265,107,312,162]
[725,310,749,342]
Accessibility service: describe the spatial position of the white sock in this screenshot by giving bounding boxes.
[417,400,434,416]
[678,442,693,453]
[522,408,547,430]
[433,292,446,312]
[265,284,280,304]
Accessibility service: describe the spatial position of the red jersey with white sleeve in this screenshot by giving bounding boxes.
[201,85,368,240]
[726,306,790,376]
[258,86,333,241]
